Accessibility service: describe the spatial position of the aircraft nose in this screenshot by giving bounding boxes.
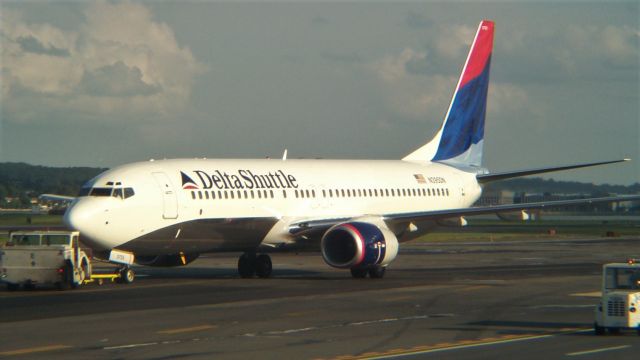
[64,200,91,232]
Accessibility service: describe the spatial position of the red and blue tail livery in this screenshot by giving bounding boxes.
[404,20,494,167]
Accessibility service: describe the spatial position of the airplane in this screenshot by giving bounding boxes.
[63,20,639,279]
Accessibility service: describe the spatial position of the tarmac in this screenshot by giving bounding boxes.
[1,236,639,359]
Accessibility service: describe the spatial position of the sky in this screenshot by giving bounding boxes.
[0,1,638,185]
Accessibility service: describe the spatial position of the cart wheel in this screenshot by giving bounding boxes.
[120,268,135,284]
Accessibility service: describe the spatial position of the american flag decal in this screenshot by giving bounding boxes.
[414,174,426,184]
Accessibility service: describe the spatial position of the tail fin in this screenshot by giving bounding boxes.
[403,20,494,167]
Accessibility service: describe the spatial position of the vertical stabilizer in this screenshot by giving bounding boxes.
[403,20,494,167]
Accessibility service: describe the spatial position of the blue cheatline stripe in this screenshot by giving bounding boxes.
[432,55,491,163]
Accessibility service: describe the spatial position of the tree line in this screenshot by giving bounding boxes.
[0,162,106,208]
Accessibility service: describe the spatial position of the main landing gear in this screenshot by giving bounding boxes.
[350,265,386,279]
[238,252,272,278]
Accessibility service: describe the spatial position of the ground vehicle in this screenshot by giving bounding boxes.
[594,260,640,335]
[0,231,91,290]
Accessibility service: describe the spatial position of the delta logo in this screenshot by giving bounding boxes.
[181,171,199,190]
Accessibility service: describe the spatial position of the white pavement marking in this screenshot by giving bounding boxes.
[566,345,631,357]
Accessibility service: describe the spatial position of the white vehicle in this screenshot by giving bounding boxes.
[594,260,640,335]
[62,20,639,279]
[0,231,91,290]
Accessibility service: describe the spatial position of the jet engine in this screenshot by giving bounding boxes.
[321,221,398,269]
[135,253,199,267]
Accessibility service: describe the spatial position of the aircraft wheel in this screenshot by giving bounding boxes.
[350,268,368,278]
[255,254,272,278]
[607,327,620,334]
[238,253,256,278]
[369,266,386,279]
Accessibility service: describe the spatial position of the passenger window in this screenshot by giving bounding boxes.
[211,191,216,199]
[283,190,287,198]
[191,191,196,200]
[205,191,209,200]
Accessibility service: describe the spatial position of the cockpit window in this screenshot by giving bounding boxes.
[124,188,135,199]
[112,188,124,199]
[90,188,112,197]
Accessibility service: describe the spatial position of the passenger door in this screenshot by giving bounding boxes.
[152,172,179,219]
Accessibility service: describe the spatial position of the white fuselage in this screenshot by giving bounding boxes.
[64,159,482,255]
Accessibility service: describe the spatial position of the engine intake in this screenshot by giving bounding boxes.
[321,222,398,269]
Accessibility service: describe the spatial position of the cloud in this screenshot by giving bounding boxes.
[496,23,639,82]
[405,11,432,29]
[17,35,70,57]
[368,47,530,123]
[1,1,206,124]
[78,61,161,97]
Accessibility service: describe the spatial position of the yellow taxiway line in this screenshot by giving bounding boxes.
[157,324,216,335]
[0,344,71,356]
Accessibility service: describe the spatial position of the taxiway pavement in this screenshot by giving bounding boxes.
[1,236,639,359]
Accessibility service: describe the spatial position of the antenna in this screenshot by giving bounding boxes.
[282,149,288,161]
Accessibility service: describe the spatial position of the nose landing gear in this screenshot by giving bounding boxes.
[238,252,272,278]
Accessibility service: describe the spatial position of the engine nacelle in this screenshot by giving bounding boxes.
[135,253,199,267]
[321,221,399,269]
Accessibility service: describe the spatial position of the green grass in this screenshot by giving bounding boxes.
[413,218,640,243]
[0,214,64,245]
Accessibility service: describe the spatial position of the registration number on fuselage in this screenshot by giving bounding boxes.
[427,176,447,184]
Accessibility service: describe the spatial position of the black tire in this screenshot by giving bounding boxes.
[58,261,74,290]
[255,254,273,278]
[369,266,386,279]
[6,283,19,291]
[594,322,605,335]
[607,327,620,334]
[120,268,135,284]
[238,253,256,278]
[350,268,368,278]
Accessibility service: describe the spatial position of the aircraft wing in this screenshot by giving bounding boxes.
[39,194,76,202]
[384,195,640,224]
[288,195,640,236]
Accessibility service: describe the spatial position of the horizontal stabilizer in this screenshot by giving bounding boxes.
[477,159,630,183]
